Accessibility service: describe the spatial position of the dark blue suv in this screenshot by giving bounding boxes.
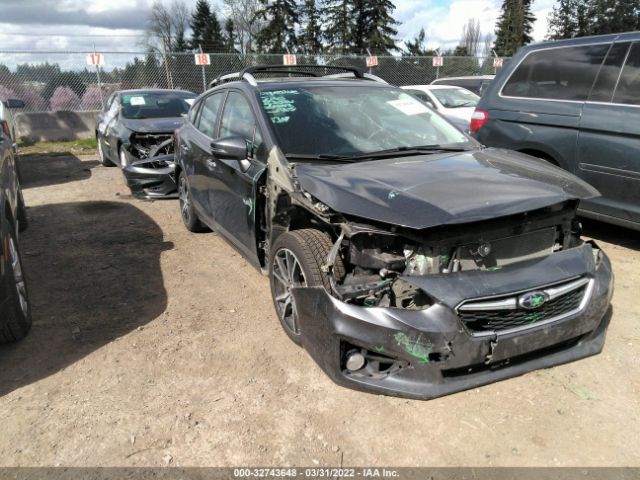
[472,32,640,230]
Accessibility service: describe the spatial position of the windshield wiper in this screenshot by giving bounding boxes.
[347,145,471,160]
[285,153,356,163]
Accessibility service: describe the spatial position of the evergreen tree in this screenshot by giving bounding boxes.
[322,0,354,54]
[300,0,323,54]
[547,0,639,39]
[352,0,398,54]
[255,0,299,53]
[224,18,238,53]
[493,0,536,57]
[588,0,640,35]
[547,0,591,39]
[403,28,437,56]
[189,0,225,52]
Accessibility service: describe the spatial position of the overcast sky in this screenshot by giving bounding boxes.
[0,0,556,69]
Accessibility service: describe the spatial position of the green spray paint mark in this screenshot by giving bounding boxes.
[242,197,253,216]
[374,345,385,353]
[394,332,432,364]
[260,91,298,124]
[526,312,542,323]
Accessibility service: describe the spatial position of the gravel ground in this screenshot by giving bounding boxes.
[0,152,638,467]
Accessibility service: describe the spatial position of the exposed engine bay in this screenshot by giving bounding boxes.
[121,133,178,198]
[314,201,583,310]
[128,133,174,160]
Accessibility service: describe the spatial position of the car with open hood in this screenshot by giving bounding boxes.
[174,65,613,400]
[95,88,196,198]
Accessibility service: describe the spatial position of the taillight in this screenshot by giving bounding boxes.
[470,109,488,134]
[0,120,10,138]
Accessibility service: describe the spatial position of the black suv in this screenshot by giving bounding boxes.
[0,119,31,342]
[175,65,613,400]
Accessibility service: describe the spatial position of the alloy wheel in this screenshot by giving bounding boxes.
[178,175,190,224]
[8,236,28,316]
[271,248,307,335]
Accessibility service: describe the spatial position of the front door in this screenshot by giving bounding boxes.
[187,91,226,221]
[206,90,266,263]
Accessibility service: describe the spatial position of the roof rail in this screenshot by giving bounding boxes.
[209,64,387,88]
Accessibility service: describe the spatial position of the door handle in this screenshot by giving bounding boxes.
[206,159,217,169]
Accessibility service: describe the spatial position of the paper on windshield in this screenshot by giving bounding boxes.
[130,96,146,106]
[387,98,430,116]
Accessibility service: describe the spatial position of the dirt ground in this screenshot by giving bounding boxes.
[0,152,639,467]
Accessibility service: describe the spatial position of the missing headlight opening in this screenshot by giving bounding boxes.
[128,133,174,165]
[325,202,584,310]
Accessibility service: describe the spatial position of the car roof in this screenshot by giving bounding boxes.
[432,75,495,82]
[214,77,393,91]
[402,84,476,92]
[116,88,196,96]
[521,30,640,53]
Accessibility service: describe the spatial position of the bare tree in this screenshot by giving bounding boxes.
[145,0,190,88]
[461,18,481,56]
[223,0,263,54]
[482,32,494,58]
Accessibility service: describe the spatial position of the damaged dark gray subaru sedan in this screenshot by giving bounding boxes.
[175,66,613,400]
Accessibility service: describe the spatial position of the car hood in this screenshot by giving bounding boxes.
[121,116,186,133]
[294,148,600,230]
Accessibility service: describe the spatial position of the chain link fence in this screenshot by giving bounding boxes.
[0,51,505,113]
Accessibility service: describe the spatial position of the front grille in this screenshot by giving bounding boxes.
[458,280,589,334]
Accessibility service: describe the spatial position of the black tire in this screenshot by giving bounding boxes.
[97,136,115,167]
[269,229,344,345]
[17,187,28,232]
[0,220,32,343]
[178,171,208,232]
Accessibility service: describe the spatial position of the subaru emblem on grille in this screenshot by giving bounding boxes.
[518,291,547,310]
[518,291,548,310]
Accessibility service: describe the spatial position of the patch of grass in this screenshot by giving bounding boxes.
[18,138,98,155]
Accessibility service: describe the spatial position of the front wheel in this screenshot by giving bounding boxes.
[178,171,208,232]
[97,137,115,167]
[269,229,344,345]
[0,222,32,343]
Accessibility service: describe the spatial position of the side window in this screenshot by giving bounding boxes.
[219,91,264,158]
[613,42,640,105]
[502,44,610,101]
[187,99,200,124]
[197,92,224,137]
[590,43,630,102]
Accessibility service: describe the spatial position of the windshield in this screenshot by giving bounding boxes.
[258,85,470,157]
[120,91,196,119]
[430,88,479,108]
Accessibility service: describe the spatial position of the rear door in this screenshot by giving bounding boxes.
[206,90,266,262]
[578,41,640,225]
[184,90,226,221]
[479,43,610,173]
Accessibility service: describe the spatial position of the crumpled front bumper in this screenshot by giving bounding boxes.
[122,154,178,199]
[291,242,613,400]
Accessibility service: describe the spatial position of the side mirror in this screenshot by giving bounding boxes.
[211,136,247,160]
[7,99,25,109]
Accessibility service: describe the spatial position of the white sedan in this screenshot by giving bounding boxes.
[400,85,479,132]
